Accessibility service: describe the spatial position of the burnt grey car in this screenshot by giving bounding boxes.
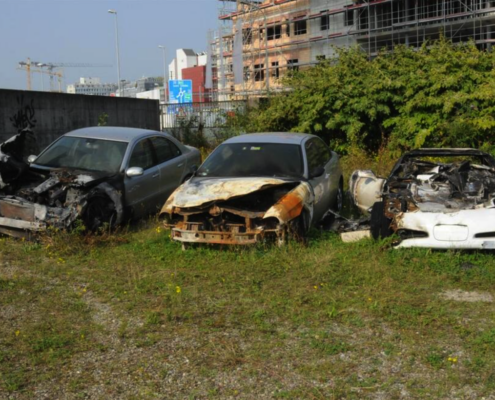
[161,133,343,247]
[0,127,201,237]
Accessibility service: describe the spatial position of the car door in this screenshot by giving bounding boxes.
[149,136,186,208]
[305,138,334,223]
[124,137,161,218]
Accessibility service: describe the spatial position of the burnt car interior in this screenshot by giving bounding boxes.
[35,136,127,174]
[197,143,304,179]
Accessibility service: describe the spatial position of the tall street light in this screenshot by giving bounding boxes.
[108,9,122,96]
[158,45,168,103]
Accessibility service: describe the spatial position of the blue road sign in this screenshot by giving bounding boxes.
[169,80,193,104]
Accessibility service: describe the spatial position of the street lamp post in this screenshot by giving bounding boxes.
[158,45,168,103]
[108,9,122,97]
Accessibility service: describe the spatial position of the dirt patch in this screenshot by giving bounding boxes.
[441,289,493,303]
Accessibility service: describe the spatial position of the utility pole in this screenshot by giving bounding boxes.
[108,9,122,96]
[158,45,168,102]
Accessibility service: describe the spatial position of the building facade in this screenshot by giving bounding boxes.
[66,77,118,96]
[117,77,162,98]
[182,65,212,102]
[211,0,495,100]
[169,49,208,81]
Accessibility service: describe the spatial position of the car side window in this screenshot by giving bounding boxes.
[150,136,182,164]
[129,139,155,170]
[305,138,331,173]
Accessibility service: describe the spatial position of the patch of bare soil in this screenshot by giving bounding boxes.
[441,289,493,303]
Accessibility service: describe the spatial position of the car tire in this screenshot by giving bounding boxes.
[370,201,392,240]
[83,196,116,232]
[288,212,309,245]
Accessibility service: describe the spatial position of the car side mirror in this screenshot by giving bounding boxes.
[126,167,144,177]
[27,155,37,164]
[309,166,325,179]
[191,165,198,173]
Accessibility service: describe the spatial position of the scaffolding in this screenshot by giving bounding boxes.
[211,0,495,99]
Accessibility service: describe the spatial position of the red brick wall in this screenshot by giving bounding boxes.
[182,66,211,102]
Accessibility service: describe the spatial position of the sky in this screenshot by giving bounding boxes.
[0,0,219,91]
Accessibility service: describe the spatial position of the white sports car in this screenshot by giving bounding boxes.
[350,148,495,249]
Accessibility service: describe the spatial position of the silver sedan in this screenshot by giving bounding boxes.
[0,127,201,237]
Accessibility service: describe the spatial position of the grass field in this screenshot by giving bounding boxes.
[1,221,495,399]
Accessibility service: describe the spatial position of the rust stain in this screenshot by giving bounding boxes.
[269,193,303,222]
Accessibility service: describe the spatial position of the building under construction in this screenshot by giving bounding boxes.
[209,0,495,100]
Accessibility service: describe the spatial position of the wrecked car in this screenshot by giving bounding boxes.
[161,133,343,247]
[350,148,495,249]
[0,127,200,237]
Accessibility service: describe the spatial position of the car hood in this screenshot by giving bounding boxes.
[161,177,299,212]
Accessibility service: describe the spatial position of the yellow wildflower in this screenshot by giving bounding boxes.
[176,286,181,294]
[15,330,20,337]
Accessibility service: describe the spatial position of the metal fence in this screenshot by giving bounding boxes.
[159,100,247,129]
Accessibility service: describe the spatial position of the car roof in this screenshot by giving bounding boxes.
[224,132,313,145]
[64,126,164,142]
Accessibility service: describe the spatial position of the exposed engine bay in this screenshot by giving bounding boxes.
[161,178,313,246]
[384,151,495,215]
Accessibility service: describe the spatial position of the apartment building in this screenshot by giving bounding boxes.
[67,77,118,96]
[210,0,495,99]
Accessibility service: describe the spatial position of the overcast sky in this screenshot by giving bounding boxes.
[0,0,219,91]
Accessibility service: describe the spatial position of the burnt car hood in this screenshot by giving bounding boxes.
[161,177,300,212]
[161,176,314,225]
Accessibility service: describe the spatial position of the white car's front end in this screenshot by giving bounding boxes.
[348,149,495,249]
[396,207,495,249]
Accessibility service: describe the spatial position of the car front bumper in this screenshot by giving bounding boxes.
[396,208,495,249]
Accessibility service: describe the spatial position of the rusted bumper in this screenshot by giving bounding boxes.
[172,228,263,245]
[169,220,281,245]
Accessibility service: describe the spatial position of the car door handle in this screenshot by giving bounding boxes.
[177,163,184,168]
[152,173,159,178]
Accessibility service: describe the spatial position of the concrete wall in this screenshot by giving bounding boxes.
[0,89,160,150]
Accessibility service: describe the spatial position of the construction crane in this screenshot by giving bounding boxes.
[18,58,111,92]
[18,58,42,91]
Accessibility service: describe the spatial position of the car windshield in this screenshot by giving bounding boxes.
[35,136,128,174]
[197,143,304,178]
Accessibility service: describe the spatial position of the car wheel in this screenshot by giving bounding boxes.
[83,196,116,232]
[288,212,309,245]
[370,201,392,240]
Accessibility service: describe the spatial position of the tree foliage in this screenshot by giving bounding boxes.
[240,39,495,155]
